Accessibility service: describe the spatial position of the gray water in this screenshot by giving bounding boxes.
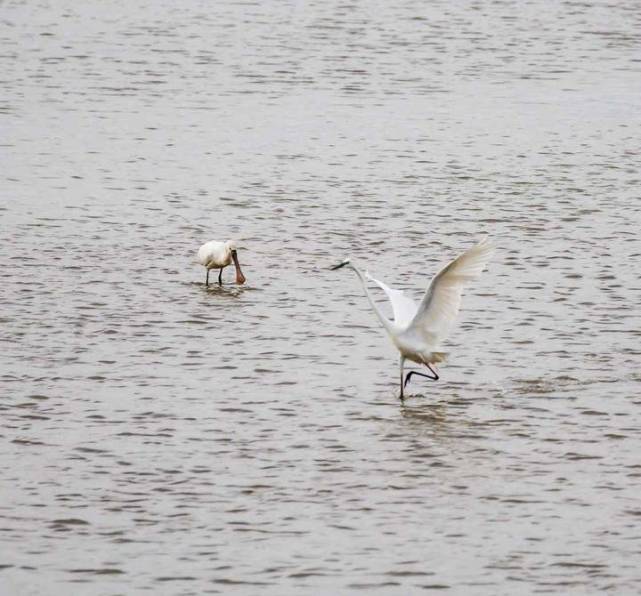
[2,1,641,594]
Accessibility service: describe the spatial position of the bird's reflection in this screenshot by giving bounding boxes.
[399,399,449,425]
[202,284,248,297]
[395,390,485,446]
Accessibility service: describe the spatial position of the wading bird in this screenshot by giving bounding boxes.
[197,240,246,286]
[330,238,494,400]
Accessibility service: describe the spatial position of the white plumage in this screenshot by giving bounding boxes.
[197,239,246,286]
[331,237,494,399]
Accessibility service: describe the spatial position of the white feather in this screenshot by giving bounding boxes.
[410,237,495,344]
[365,272,418,330]
[197,240,233,269]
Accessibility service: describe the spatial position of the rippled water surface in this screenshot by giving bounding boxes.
[2,1,641,594]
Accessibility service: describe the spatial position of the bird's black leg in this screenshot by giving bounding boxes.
[404,363,439,388]
[218,267,223,285]
[426,362,439,380]
[206,269,209,286]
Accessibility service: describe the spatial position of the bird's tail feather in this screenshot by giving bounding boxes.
[428,352,448,363]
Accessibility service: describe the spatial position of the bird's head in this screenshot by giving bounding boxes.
[329,258,351,271]
[225,239,240,253]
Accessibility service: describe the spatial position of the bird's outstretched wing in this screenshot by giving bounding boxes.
[409,238,494,344]
[365,272,418,329]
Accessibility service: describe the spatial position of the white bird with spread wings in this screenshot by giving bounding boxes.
[330,238,494,400]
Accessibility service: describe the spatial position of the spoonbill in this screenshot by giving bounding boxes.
[197,240,246,286]
[330,238,494,400]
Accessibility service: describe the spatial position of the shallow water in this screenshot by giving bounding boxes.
[2,1,641,594]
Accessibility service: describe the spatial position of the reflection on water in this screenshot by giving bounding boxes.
[2,0,641,593]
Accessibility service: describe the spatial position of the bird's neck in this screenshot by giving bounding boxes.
[349,264,394,335]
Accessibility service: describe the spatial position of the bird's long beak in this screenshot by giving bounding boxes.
[329,260,349,270]
[231,250,246,284]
